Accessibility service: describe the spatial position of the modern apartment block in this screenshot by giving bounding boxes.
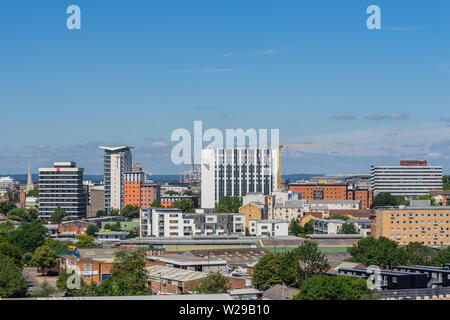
[288,183,373,209]
[124,172,160,209]
[248,219,289,237]
[140,207,245,237]
[370,160,443,197]
[99,146,133,213]
[38,162,86,218]
[371,204,450,246]
[313,218,371,236]
[201,147,278,209]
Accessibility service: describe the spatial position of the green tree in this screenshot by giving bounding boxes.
[86,224,99,237]
[26,189,39,197]
[7,221,49,253]
[191,272,230,294]
[349,236,407,269]
[50,207,68,224]
[0,239,23,267]
[0,200,17,214]
[280,241,330,287]
[215,196,242,213]
[57,269,76,293]
[443,175,450,191]
[122,205,140,219]
[299,220,314,236]
[151,200,162,208]
[105,221,121,231]
[36,280,55,297]
[8,208,31,222]
[30,245,58,275]
[292,274,374,300]
[96,209,107,217]
[75,234,96,248]
[165,191,180,196]
[0,254,28,298]
[337,222,359,234]
[173,199,196,213]
[434,247,450,265]
[109,208,120,216]
[403,242,437,265]
[289,218,302,236]
[94,248,149,296]
[370,193,406,208]
[252,253,285,290]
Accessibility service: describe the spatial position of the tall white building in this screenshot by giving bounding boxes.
[371,161,442,197]
[201,147,278,209]
[99,146,133,213]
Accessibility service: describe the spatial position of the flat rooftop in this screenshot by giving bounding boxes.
[146,265,208,282]
[149,253,227,265]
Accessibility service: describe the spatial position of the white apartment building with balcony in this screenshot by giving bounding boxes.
[140,207,245,237]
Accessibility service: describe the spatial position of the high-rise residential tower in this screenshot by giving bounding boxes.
[201,147,278,208]
[38,162,86,218]
[99,146,134,213]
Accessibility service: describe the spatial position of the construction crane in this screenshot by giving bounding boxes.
[277,142,323,190]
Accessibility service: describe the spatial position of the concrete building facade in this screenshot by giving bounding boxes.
[370,161,443,197]
[99,146,133,213]
[38,162,86,218]
[201,147,278,209]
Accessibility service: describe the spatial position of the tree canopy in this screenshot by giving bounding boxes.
[173,199,196,213]
[190,272,230,294]
[30,245,58,275]
[122,205,140,219]
[292,274,374,300]
[75,234,96,248]
[279,241,330,287]
[215,196,242,213]
[7,221,49,254]
[370,193,406,209]
[252,253,285,290]
[337,222,359,234]
[50,207,68,224]
[0,253,28,298]
[0,200,17,214]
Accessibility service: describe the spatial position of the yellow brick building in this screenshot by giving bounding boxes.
[239,202,264,228]
[371,207,450,246]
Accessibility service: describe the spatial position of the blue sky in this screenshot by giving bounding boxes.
[1,0,450,175]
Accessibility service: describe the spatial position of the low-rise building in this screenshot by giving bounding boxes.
[248,220,289,237]
[95,231,129,245]
[146,265,246,295]
[147,253,227,273]
[239,202,265,228]
[313,218,371,236]
[140,208,245,237]
[60,248,120,284]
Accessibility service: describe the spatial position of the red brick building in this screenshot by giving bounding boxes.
[289,184,373,209]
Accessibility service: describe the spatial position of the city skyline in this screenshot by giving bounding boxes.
[1,1,450,174]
